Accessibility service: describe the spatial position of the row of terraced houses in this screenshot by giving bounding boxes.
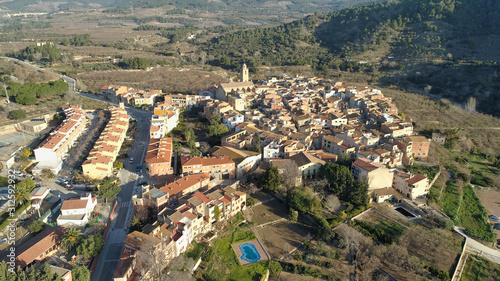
[82,106,129,179]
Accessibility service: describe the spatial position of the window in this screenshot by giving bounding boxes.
[151,164,154,167]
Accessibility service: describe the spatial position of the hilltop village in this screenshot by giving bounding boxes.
[3,64,453,281]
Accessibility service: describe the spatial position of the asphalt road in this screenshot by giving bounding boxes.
[0,56,152,280]
[454,226,500,265]
[90,97,152,281]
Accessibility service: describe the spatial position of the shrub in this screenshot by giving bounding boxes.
[268,261,282,278]
[246,197,255,206]
[294,250,303,261]
[27,220,45,234]
[9,109,26,119]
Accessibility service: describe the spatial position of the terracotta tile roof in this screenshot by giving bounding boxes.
[406,135,429,143]
[209,146,260,166]
[406,174,427,185]
[220,81,255,89]
[160,173,210,197]
[181,156,234,167]
[124,231,160,250]
[290,151,325,167]
[60,199,88,210]
[145,137,173,164]
[352,158,383,172]
[192,191,212,203]
[14,226,66,268]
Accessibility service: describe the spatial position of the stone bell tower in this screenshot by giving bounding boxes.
[240,63,249,82]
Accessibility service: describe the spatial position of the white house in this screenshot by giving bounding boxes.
[57,193,97,226]
[31,187,51,210]
[263,143,282,161]
[222,112,244,131]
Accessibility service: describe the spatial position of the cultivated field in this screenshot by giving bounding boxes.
[476,189,500,241]
[244,197,288,226]
[253,220,314,259]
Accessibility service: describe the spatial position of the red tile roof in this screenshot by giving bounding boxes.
[160,173,210,197]
[14,226,66,268]
[145,137,173,164]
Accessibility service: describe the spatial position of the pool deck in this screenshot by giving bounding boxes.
[232,239,269,266]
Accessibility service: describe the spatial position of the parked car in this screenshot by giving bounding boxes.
[138,181,147,186]
[494,224,500,230]
[489,215,500,221]
[136,165,141,172]
[129,158,134,164]
[65,185,74,190]
[35,184,41,188]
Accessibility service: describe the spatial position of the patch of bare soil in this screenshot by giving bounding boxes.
[253,220,314,259]
[476,189,500,241]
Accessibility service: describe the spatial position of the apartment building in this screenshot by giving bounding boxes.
[160,173,212,207]
[150,106,179,138]
[82,107,129,179]
[404,135,430,160]
[181,156,236,180]
[33,105,87,175]
[144,137,174,180]
[392,170,429,199]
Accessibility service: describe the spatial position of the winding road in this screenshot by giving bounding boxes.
[454,226,500,265]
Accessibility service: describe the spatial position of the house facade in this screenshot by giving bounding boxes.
[57,193,97,226]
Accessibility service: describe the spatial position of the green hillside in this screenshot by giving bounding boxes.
[203,0,500,116]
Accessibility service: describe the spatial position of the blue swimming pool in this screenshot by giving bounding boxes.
[239,243,261,263]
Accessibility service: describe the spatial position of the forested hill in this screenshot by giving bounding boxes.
[1,0,375,15]
[204,0,500,116]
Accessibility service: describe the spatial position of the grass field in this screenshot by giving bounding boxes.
[458,185,495,241]
[440,181,461,220]
[461,255,500,281]
[184,241,207,260]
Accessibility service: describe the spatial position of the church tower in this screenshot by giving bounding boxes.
[240,63,249,82]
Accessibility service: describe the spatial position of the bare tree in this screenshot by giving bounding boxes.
[336,225,370,264]
[465,97,476,113]
[309,178,328,193]
[162,255,196,281]
[136,238,176,281]
[199,142,211,154]
[245,182,260,195]
[279,160,300,192]
[325,194,341,213]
